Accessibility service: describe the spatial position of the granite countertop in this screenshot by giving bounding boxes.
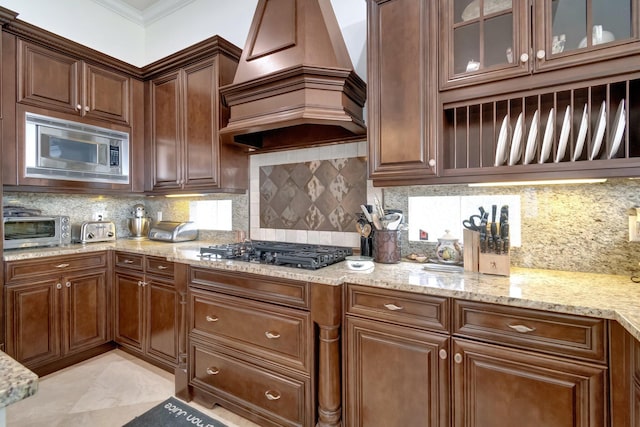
[4,240,640,342]
[0,351,38,409]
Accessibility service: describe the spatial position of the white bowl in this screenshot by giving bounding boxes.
[345,256,375,271]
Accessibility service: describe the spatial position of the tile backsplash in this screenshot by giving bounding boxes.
[4,148,640,276]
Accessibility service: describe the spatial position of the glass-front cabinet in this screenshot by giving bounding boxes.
[441,0,640,89]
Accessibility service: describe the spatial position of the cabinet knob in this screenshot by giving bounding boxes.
[55,263,70,268]
[454,353,463,364]
[265,331,281,339]
[56,283,62,289]
[205,315,219,322]
[76,104,82,111]
[264,390,281,401]
[206,367,219,375]
[536,49,546,60]
[65,281,71,288]
[84,105,90,112]
[137,280,143,287]
[428,159,436,168]
[439,349,447,360]
[519,53,529,63]
[383,303,404,311]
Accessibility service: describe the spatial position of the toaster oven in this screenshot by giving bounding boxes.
[3,216,71,249]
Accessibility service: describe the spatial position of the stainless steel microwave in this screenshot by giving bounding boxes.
[25,113,130,184]
[3,216,72,250]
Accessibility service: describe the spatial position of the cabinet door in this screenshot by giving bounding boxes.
[182,58,220,189]
[367,0,438,181]
[5,280,61,366]
[64,270,108,354]
[145,278,179,366]
[452,338,607,427]
[18,40,81,114]
[533,0,640,72]
[149,70,182,191]
[344,316,450,427]
[440,0,530,88]
[114,271,143,350]
[84,63,130,124]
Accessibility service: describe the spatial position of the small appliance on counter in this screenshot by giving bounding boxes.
[127,203,150,239]
[3,215,71,249]
[72,219,116,244]
[148,221,198,242]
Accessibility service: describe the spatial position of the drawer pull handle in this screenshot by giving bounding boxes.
[265,331,281,339]
[507,324,536,334]
[55,263,70,268]
[206,367,219,375]
[157,265,168,270]
[123,259,134,264]
[384,303,404,311]
[264,390,281,401]
[205,315,219,322]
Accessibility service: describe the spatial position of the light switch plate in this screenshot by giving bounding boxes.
[629,216,640,242]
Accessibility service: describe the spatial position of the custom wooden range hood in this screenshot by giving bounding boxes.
[219,0,367,150]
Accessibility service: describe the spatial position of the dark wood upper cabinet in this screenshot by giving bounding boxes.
[146,39,248,194]
[18,40,130,125]
[367,0,438,181]
[441,0,640,89]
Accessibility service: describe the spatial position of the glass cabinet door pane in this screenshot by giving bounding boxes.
[485,14,515,67]
[549,0,632,54]
[454,23,480,74]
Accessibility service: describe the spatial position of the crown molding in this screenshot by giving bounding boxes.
[90,0,195,26]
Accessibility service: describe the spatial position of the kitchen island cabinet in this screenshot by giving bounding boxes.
[113,251,187,372]
[145,37,248,194]
[4,251,111,376]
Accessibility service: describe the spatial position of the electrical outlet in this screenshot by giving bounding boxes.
[629,216,640,242]
[157,211,163,222]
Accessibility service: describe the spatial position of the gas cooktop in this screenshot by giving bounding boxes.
[198,240,353,270]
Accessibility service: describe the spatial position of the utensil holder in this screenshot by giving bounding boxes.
[373,230,401,264]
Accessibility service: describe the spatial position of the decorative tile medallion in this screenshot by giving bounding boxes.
[260,157,367,231]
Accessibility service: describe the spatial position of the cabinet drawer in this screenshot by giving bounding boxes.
[191,343,309,427]
[453,300,606,362]
[345,284,449,332]
[145,256,174,278]
[190,289,310,372]
[190,268,309,309]
[5,252,108,283]
[114,252,144,271]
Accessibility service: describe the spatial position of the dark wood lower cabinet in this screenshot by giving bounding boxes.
[113,252,186,371]
[344,317,449,427]
[452,338,607,427]
[4,253,110,375]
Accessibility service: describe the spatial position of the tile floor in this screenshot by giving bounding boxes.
[7,349,259,427]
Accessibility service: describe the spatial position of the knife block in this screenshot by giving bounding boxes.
[463,228,510,276]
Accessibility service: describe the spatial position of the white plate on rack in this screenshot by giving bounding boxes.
[609,99,626,159]
[494,114,510,166]
[590,101,606,160]
[524,110,539,165]
[572,104,589,161]
[554,105,571,163]
[539,108,555,164]
[509,112,524,165]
